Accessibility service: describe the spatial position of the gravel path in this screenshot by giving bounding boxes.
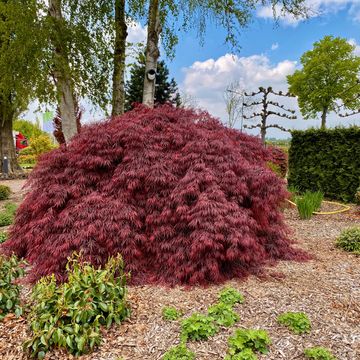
[0,180,359,360]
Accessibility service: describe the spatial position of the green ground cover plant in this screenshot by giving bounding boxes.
[295,191,323,219]
[218,287,244,306]
[162,306,182,321]
[226,329,271,358]
[0,185,11,200]
[335,227,360,254]
[180,313,218,341]
[304,347,337,360]
[0,255,25,321]
[23,254,130,358]
[208,302,239,327]
[0,202,17,227]
[162,344,195,360]
[0,231,7,243]
[277,312,311,334]
[225,348,258,360]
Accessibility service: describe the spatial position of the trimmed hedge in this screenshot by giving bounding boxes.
[288,127,360,202]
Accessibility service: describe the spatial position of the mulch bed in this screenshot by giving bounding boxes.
[0,180,359,360]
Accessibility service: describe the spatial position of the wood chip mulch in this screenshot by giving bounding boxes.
[0,180,359,360]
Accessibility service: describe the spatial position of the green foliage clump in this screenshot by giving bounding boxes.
[23,254,130,358]
[180,313,217,341]
[355,186,360,205]
[277,312,311,334]
[162,344,195,360]
[208,302,239,327]
[0,202,17,227]
[294,191,323,219]
[162,306,182,321]
[288,127,360,202]
[267,161,283,178]
[13,119,45,140]
[225,348,258,360]
[218,287,244,306]
[0,185,11,200]
[0,255,25,321]
[0,231,8,243]
[335,227,360,255]
[304,347,337,360]
[226,329,271,358]
[18,134,56,166]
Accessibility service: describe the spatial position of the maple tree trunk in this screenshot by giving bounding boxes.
[321,107,327,129]
[0,104,22,175]
[142,0,161,108]
[112,0,127,117]
[49,0,77,144]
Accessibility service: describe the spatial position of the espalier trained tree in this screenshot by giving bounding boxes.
[1,106,309,285]
[287,35,360,129]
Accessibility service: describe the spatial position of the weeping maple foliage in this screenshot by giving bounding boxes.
[1,105,308,285]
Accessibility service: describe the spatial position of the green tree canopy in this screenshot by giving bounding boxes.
[125,55,181,111]
[13,119,45,140]
[287,35,360,129]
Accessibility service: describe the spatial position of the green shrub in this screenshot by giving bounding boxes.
[277,312,311,334]
[23,254,130,358]
[180,313,217,341]
[0,231,8,243]
[288,127,360,202]
[0,202,17,227]
[225,348,258,360]
[162,344,195,360]
[162,306,182,321]
[355,186,360,205]
[0,255,25,320]
[226,329,271,357]
[304,347,337,360]
[218,287,244,306]
[335,227,360,254]
[208,302,239,327]
[0,185,11,200]
[295,191,323,219]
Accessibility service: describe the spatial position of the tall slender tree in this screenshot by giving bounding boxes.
[141,0,309,108]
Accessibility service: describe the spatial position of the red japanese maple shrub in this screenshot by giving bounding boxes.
[1,105,308,285]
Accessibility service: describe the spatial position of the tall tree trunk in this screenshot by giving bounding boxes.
[0,102,22,175]
[260,118,266,144]
[112,0,127,117]
[321,107,327,129]
[142,0,161,108]
[49,0,77,144]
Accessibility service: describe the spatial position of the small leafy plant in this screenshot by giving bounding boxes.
[226,329,271,357]
[0,202,17,227]
[295,191,323,219]
[225,348,258,360]
[277,312,311,334]
[180,313,217,341]
[208,302,239,327]
[335,227,360,255]
[23,254,130,358]
[304,347,337,360]
[0,185,11,200]
[162,306,182,321]
[0,255,25,320]
[0,231,7,243]
[162,343,195,360]
[218,287,244,306]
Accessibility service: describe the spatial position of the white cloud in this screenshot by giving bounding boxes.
[181,53,360,139]
[348,38,360,56]
[257,0,360,27]
[271,43,279,51]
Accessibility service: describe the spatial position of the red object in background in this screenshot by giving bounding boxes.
[15,132,28,152]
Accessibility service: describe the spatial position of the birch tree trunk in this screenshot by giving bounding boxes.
[0,101,22,175]
[112,0,127,117]
[48,0,77,144]
[142,0,161,108]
